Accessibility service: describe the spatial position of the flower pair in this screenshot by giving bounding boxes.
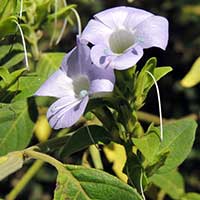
[35,6,169,129]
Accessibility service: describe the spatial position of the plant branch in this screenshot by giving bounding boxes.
[6,160,44,200]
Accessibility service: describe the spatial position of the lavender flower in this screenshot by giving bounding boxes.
[35,39,115,129]
[81,6,169,70]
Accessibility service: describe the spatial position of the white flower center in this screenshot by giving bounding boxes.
[73,75,90,98]
[109,29,135,54]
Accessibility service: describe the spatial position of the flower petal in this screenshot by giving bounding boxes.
[35,69,74,98]
[90,43,143,70]
[90,44,115,69]
[134,15,169,50]
[88,66,115,94]
[112,44,144,70]
[47,96,89,129]
[81,19,112,46]
[61,38,92,77]
[95,6,152,30]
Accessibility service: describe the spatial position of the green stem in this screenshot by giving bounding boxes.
[89,145,103,170]
[24,148,64,171]
[137,111,165,125]
[6,160,44,200]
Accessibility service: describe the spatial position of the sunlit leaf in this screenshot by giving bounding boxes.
[181,57,200,87]
[104,142,127,182]
[0,151,23,181]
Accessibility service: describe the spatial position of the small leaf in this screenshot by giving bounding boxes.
[0,151,23,181]
[181,193,200,200]
[0,100,34,156]
[0,43,23,60]
[104,142,127,182]
[54,165,142,200]
[0,16,17,38]
[180,57,200,87]
[1,53,25,69]
[149,170,185,199]
[47,4,76,21]
[60,125,111,158]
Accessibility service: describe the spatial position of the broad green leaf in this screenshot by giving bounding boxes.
[0,16,17,38]
[0,43,23,60]
[149,170,185,199]
[133,119,197,175]
[132,124,169,176]
[0,100,34,156]
[47,4,76,21]
[1,53,25,69]
[54,164,142,200]
[0,151,23,181]
[158,119,197,173]
[9,74,46,101]
[181,193,200,200]
[60,126,111,158]
[181,57,200,87]
[36,53,65,78]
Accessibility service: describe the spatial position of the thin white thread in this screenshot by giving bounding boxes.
[13,20,29,70]
[140,170,146,200]
[86,126,100,150]
[19,0,23,18]
[56,0,68,44]
[146,71,163,141]
[71,8,82,36]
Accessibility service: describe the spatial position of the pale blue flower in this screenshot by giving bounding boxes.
[81,6,169,70]
[35,39,115,129]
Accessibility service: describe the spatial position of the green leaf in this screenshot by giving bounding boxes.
[0,67,25,89]
[158,119,197,173]
[149,170,185,199]
[54,164,142,200]
[0,16,17,38]
[181,56,200,87]
[133,119,197,175]
[60,125,112,158]
[124,152,147,192]
[47,4,76,21]
[9,74,45,101]
[0,151,23,181]
[181,193,200,200]
[1,53,25,69]
[0,43,23,60]
[36,53,65,79]
[148,66,173,89]
[0,0,19,20]
[0,100,34,156]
